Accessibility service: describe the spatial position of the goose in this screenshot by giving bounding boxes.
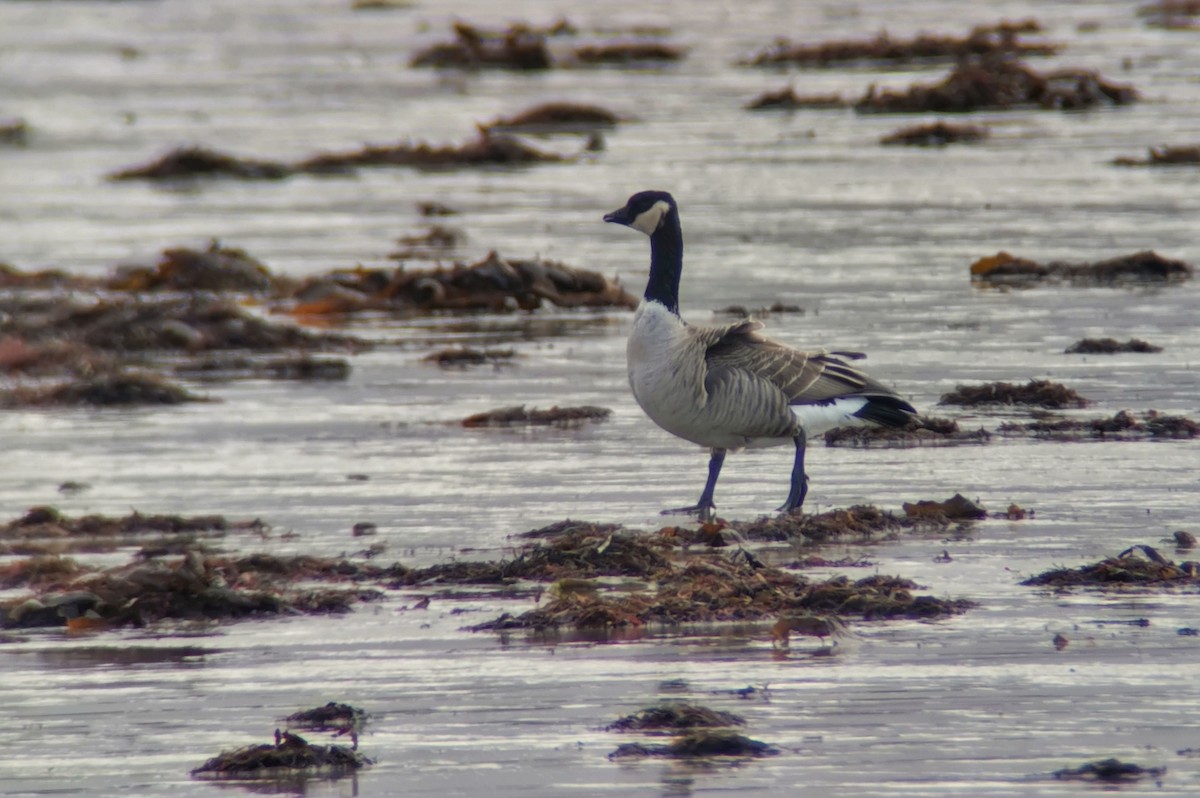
[603,190,916,521]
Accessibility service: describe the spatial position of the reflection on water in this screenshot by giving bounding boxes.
[2,0,1199,795]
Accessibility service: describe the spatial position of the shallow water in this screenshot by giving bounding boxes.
[2,0,1199,795]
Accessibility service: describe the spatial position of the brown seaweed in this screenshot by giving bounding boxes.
[1113,144,1200,166]
[192,731,371,780]
[744,88,848,111]
[461,404,612,428]
[970,250,1193,285]
[1051,758,1166,783]
[997,409,1199,440]
[729,504,952,543]
[824,415,991,448]
[1022,545,1200,591]
[482,102,623,133]
[881,121,989,146]
[571,41,685,64]
[741,21,1056,67]
[855,57,1137,113]
[410,21,556,70]
[938,379,1088,409]
[1065,337,1162,354]
[421,347,515,367]
[609,731,778,759]
[108,145,292,181]
[282,251,637,315]
[606,703,745,732]
[0,372,203,408]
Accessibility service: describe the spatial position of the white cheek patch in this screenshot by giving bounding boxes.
[630,200,671,235]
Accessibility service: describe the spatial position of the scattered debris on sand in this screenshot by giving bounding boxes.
[1051,758,1166,783]
[969,250,1193,286]
[609,731,779,759]
[855,57,1137,113]
[282,251,637,315]
[730,504,959,543]
[938,379,1088,409]
[461,404,612,428]
[740,21,1056,67]
[422,347,515,367]
[1022,545,1200,591]
[482,102,624,133]
[515,519,624,540]
[1113,144,1200,166]
[606,703,745,732]
[108,145,292,181]
[192,731,372,780]
[1065,337,1162,354]
[881,121,989,146]
[824,415,991,448]
[902,494,988,521]
[744,87,849,111]
[998,409,1199,440]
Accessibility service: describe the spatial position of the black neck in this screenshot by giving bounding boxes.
[644,208,683,315]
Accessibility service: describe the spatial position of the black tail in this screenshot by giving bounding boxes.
[853,394,917,428]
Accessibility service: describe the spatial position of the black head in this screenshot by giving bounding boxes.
[603,190,677,235]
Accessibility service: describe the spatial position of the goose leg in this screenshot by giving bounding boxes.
[661,447,725,522]
[778,436,808,514]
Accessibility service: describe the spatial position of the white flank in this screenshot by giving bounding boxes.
[791,397,870,439]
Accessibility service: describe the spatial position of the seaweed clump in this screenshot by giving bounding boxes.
[606,703,745,732]
[282,251,637,315]
[998,409,1199,440]
[856,57,1137,113]
[824,415,991,448]
[461,404,612,428]
[969,250,1193,286]
[1052,758,1166,783]
[410,21,557,70]
[482,102,623,133]
[609,732,778,760]
[1022,545,1200,591]
[1065,337,1162,354]
[108,145,292,181]
[744,88,848,111]
[192,731,371,781]
[0,372,202,408]
[111,133,571,183]
[285,703,367,739]
[938,379,1088,409]
[740,21,1055,67]
[729,504,954,543]
[1113,144,1200,167]
[881,121,989,146]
